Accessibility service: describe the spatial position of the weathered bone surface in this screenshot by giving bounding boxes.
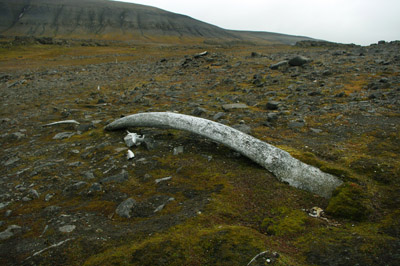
[105,112,342,198]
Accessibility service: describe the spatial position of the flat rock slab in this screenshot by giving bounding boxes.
[222,103,249,111]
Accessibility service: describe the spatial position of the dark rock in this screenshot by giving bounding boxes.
[77,124,93,133]
[143,138,157,150]
[335,92,346,98]
[44,205,61,214]
[288,56,311,66]
[266,101,280,110]
[88,183,102,194]
[232,124,252,134]
[131,195,175,218]
[213,112,225,120]
[101,170,129,183]
[192,107,207,116]
[63,181,88,194]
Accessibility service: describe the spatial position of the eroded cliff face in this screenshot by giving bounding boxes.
[0,0,238,40]
[0,0,314,44]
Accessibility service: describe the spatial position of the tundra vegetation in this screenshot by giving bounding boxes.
[0,37,399,265]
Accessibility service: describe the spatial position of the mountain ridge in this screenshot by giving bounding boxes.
[0,0,314,44]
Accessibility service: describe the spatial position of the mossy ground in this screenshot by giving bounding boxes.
[1,40,399,265]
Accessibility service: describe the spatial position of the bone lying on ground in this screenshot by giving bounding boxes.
[43,120,80,127]
[105,112,343,198]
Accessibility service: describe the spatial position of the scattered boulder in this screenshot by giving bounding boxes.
[288,56,311,66]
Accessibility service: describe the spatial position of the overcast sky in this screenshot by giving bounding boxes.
[112,0,400,46]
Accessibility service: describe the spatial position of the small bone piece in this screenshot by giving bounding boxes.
[309,207,324,218]
[123,131,145,147]
[127,150,134,160]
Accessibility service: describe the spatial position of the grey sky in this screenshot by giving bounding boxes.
[113,0,400,46]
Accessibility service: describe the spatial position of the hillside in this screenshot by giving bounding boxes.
[0,0,313,44]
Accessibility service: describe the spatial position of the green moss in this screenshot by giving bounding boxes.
[261,207,308,237]
[84,225,281,266]
[326,182,371,221]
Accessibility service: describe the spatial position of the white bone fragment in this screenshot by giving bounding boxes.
[155,176,172,184]
[127,150,135,160]
[123,131,145,147]
[43,120,80,127]
[105,112,343,198]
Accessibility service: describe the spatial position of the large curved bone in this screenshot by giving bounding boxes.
[105,112,342,198]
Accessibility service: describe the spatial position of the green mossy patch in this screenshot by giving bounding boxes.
[326,182,371,221]
[84,225,280,266]
[261,207,308,237]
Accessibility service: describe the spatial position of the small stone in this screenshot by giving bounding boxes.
[0,202,10,210]
[44,205,61,213]
[83,171,95,180]
[173,146,184,155]
[0,225,21,240]
[88,183,102,194]
[22,196,32,202]
[53,132,75,140]
[213,112,225,120]
[63,181,87,194]
[270,60,288,70]
[4,210,12,217]
[29,189,40,199]
[289,121,305,129]
[100,170,129,183]
[59,225,76,233]
[10,132,26,140]
[68,161,82,167]
[44,193,55,202]
[116,198,136,218]
[266,101,280,110]
[267,113,279,122]
[232,124,252,134]
[310,128,323,134]
[222,103,248,111]
[3,157,20,166]
[192,107,207,116]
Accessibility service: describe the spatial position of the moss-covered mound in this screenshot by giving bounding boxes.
[326,182,371,221]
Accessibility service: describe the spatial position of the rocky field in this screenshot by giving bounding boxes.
[1,39,399,265]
